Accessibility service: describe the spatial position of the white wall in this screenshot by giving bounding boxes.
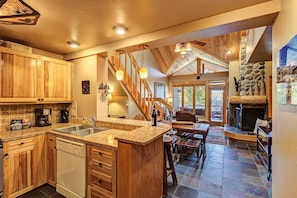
[228,60,240,97]
[272,0,297,196]
[72,55,108,119]
[72,55,98,118]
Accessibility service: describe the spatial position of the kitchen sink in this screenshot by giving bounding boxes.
[55,125,109,136]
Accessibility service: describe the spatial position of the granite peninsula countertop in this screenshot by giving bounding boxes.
[0,118,172,150]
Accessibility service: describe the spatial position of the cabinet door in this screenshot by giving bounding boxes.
[46,134,57,186]
[3,145,34,198]
[32,135,47,187]
[38,57,73,102]
[0,48,38,102]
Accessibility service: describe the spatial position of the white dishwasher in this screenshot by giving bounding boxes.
[56,138,86,198]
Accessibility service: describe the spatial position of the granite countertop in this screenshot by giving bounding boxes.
[0,118,172,150]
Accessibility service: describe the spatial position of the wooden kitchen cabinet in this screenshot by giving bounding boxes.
[3,135,46,198]
[0,47,39,103]
[0,46,73,103]
[87,145,117,198]
[38,57,73,102]
[46,134,57,186]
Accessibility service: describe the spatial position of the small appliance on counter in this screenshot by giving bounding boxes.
[35,108,52,127]
[60,110,69,123]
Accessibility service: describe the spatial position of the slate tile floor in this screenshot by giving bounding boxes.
[17,184,65,198]
[167,140,272,198]
[17,139,272,198]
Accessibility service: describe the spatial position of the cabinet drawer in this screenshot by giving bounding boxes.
[90,160,112,176]
[88,185,112,198]
[90,147,113,165]
[6,137,34,151]
[91,169,112,191]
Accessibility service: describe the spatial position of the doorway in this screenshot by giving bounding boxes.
[209,83,226,126]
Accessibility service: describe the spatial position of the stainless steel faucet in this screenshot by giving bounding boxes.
[83,116,96,128]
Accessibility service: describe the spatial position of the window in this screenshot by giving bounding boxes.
[195,86,205,115]
[172,84,205,116]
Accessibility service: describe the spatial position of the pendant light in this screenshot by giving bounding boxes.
[116,50,124,81]
[139,44,148,79]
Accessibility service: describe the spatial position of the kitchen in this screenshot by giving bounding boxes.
[1,1,296,195]
[0,45,171,198]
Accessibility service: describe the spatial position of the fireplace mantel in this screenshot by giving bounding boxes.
[229,96,267,105]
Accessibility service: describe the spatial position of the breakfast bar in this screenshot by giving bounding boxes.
[0,118,171,198]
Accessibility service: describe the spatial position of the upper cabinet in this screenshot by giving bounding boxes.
[38,57,73,102]
[0,46,73,103]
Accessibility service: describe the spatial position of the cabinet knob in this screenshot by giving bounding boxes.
[98,152,102,156]
[98,179,102,184]
[4,153,8,159]
[20,142,24,145]
[98,162,102,167]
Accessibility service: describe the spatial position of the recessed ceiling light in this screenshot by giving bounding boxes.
[67,41,80,48]
[112,24,128,35]
[226,49,232,55]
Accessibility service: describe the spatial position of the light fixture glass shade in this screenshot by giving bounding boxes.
[139,67,148,79]
[175,43,181,52]
[185,42,192,51]
[116,69,124,80]
[0,0,40,25]
[180,47,187,55]
[113,24,128,35]
[67,41,80,48]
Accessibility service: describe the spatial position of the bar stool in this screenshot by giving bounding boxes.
[163,135,178,197]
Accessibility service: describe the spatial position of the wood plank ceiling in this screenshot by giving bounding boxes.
[150,31,242,76]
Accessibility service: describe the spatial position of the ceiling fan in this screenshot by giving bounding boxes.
[190,40,207,46]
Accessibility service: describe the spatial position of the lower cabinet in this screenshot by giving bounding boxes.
[87,145,117,198]
[46,134,57,186]
[3,135,46,198]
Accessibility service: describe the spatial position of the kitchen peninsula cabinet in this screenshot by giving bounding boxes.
[0,46,73,103]
[3,135,46,198]
[87,145,117,198]
[46,134,57,186]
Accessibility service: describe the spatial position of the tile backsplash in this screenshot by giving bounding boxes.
[0,103,76,131]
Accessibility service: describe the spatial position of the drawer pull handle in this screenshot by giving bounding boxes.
[98,162,102,167]
[20,142,24,145]
[98,152,103,156]
[98,179,102,184]
[49,138,53,141]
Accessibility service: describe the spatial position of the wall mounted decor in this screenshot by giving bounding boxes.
[82,80,90,94]
[277,34,297,104]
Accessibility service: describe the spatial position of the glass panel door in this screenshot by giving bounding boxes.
[210,88,224,125]
[183,86,193,113]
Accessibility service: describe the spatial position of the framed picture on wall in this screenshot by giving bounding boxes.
[82,80,90,94]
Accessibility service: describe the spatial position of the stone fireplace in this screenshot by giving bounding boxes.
[228,96,267,131]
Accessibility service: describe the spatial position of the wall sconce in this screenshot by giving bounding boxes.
[98,82,112,96]
[166,97,173,104]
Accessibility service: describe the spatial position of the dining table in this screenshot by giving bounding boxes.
[171,121,210,166]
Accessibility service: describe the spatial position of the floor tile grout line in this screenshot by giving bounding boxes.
[247,143,272,198]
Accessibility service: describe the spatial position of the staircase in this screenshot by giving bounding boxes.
[108,52,172,121]
[108,53,153,120]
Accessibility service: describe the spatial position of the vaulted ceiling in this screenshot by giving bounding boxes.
[150,31,242,76]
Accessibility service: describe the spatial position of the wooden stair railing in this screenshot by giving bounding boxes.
[108,53,154,120]
[153,97,173,121]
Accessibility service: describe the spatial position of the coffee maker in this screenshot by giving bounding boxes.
[60,110,69,123]
[35,108,52,127]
